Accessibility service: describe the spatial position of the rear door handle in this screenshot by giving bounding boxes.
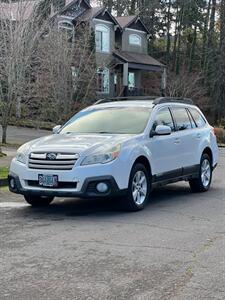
[196,133,201,139]
[174,138,180,144]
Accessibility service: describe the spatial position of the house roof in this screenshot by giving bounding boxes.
[77,6,105,22]
[116,15,150,33]
[0,0,41,21]
[113,50,165,71]
[77,6,120,28]
[116,15,137,29]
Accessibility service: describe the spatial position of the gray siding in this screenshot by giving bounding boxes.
[91,19,115,66]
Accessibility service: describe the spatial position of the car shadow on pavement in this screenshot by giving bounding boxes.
[19,183,197,218]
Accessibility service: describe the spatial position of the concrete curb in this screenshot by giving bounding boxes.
[0,179,8,187]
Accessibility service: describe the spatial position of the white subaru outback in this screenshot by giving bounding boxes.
[9,97,219,211]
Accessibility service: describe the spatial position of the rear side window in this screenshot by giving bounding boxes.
[172,108,192,131]
[188,108,206,128]
[152,108,175,132]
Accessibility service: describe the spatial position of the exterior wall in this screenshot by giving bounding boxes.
[91,18,116,98]
[122,29,148,54]
[91,18,115,65]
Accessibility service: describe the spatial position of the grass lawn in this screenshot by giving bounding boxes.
[0,167,9,179]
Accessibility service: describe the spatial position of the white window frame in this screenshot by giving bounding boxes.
[95,24,110,53]
[129,34,142,46]
[97,67,110,94]
[58,20,74,31]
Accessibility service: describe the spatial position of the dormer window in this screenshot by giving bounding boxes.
[129,34,141,46]
[58,20,74,39]
[95,24,110,53]
[58,20,74,31]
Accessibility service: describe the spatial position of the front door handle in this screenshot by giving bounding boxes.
[174,138,180,144]
[196,133,201,139]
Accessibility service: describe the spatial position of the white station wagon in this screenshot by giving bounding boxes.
[9,97,219,211]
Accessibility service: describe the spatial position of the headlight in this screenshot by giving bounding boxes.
[81,144,121,166]
[16,152,27,164]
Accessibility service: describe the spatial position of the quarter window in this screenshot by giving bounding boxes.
[172,108,192,131]
[95,24,110,52]
[129,34,141,46]
[152,108,175,132]
[97,68,109,93]
[188,108,206,128]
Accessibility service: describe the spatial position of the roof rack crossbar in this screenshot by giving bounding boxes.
[94,96,194,106]
[95,96,157,105]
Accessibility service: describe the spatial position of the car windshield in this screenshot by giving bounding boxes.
[60,107,152,134]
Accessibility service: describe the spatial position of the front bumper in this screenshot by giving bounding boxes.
[8,174,127,198]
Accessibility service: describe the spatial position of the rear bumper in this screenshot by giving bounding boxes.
[8,174,127,198]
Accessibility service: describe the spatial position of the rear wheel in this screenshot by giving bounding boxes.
[122,163,151,211]
[24,195,54,207]
[189,153,212,193]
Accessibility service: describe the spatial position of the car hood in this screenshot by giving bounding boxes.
[23,133,135,156]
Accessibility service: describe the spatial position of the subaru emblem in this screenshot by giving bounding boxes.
[46,153,57,160]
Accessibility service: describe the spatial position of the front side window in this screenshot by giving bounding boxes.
[152,108,175,132]
[129,34,141,46]
[97,68,109,93]
[188,108,206,128]
[172,108,192,131]
[60,107,152,134]
[95,24,110,52]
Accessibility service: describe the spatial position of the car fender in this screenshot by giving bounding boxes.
[118,140,153,187]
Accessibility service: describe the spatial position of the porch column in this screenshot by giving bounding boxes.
[123,63,128,96]
[161,67,167,96]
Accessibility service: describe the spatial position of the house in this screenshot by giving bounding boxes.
[0,0,166,98]
[53,0,166,97]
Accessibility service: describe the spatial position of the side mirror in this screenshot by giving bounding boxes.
[151,125,172,137]
[52,125,61,134]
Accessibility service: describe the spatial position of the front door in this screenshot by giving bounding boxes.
[148,107,182,180]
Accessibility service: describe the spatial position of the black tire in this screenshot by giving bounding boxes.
[24,195,54,207]
[189,153,212,193]
[122,163,151,211]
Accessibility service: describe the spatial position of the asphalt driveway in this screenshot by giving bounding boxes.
[0,149,224,300]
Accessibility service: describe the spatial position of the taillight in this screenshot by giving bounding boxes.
[211,126,216,136]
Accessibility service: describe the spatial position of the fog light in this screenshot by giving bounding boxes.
[10,178,15,189]
[96,182,108,193]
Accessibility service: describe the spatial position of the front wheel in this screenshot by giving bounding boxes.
[189,153,212,193]
[122,163,151,211]
[24,195,54,207]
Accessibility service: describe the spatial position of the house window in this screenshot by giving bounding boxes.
[128,72,135,89]
[95,24,110,53]
[129,34,141,46]
[58,20,74,31]
[97,68,109,93]
[58,20,74,39]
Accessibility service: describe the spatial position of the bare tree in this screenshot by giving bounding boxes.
[32,23,97,124]
[0,0,97,143]
[0,0,45,143]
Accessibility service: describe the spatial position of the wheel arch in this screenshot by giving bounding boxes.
[133,156,152,178]
[202,147,213,163]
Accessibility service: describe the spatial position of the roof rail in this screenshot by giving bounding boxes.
[95,96,157,105]
[153,97,194,105]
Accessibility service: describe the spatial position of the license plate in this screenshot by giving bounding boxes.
[38,174,58,187]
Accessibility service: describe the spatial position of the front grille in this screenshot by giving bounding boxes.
[27,180,77,189]
[28,152,79,170]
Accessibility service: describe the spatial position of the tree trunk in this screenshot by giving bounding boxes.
[166,0,172,65]
[202,0,211,71]
[1,125,7,144]
[172,6,179,71]
[189,26,197,73]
